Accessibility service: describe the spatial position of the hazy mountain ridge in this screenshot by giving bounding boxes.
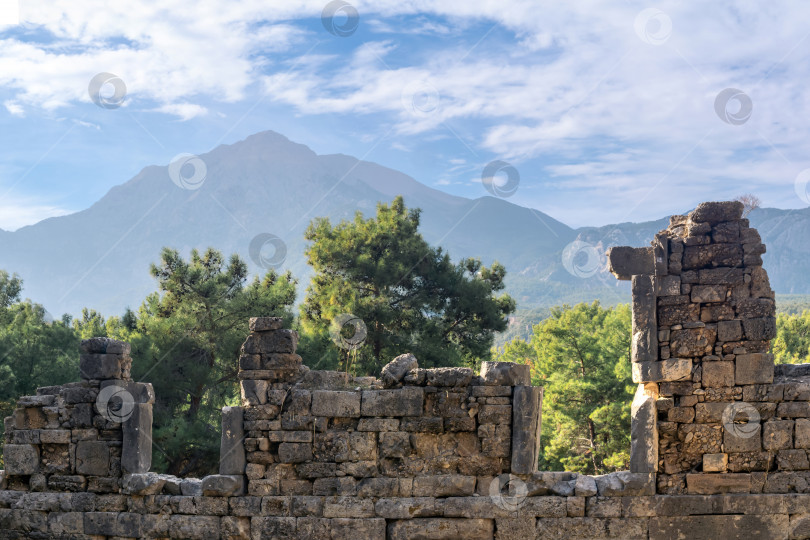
[1,130,808,317]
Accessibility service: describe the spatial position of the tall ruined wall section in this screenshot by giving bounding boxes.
[2,201,810,539]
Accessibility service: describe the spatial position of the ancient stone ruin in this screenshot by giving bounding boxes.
[1,200,809,539]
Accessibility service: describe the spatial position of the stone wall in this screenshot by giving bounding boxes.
[2,200,810,539]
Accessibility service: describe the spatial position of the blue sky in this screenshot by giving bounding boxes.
[1,0,810,231]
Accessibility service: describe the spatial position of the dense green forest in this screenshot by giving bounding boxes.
[2,198,810,475]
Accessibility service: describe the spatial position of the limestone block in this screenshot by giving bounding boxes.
[425,367,474,387]
[249,316,283,331]
[381,353,419,387]
[3,444,40,475]
[510,385,543,474]
[241,329,299,354]
[777,449,810,471]
[411,475,476,496]
[361,387,424,416]
[480,361,531,386]
[240,380,269,406]
[670,327,716,358]
[388,518,493,540]
[607,246,655,280]
[201,474,246,496]
[632,358,692,383]
[691,284,727,303]
[79,354,124,380]
[686,473,751,494]
[736,353,774,385]
[703,453,728,472]
[311,390,361,418]
[702,362,735,388]
[659,275,682,296]
[796,419,810,449]
[763,420,793,451]
[122,472,166,495]
[690,201,744,223]
[632,275,658,363]
[743,317,777,341]
[122,403,152,474]
[658,303,700,327]
[75,441,110,476]
[278,443,313,463]
[682,244,743,270]
[630,384,658,473]
[220,406,246,475]
[81,337,131,355]
[718,320,743,342]
[594,471,655,496]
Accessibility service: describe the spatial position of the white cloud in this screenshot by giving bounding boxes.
[2,1,810,224]
[0,198,72,231]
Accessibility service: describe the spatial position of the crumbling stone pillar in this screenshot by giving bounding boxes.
[609,201,788,495]
[2,337,153,493]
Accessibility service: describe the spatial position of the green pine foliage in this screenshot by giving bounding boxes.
[495,302,633,474]
[299,196,516,375]
[773,311,810,364]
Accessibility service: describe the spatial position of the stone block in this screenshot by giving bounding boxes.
[670,327,716,358]
[777,402,810,418]
[122,472,166,495]
[659,275,682,296]
[632,358,692,383]
[510,385,543,474]
[3,444,40,475]
[361,387,424,416]
[249,316,283,331]
[381,353,419,387]
[718,320,743,342]
[278,443,313,463]
[75,441,110,476]
[220,406,246,475]
[703,453,728,472]
[630,384,658,473]
[796,418,810,448]
[79,353,124,380]
[736,353,774,385]
[594,471,655,496]
[658,303,700,327]
[763,420,793,450]
[702,361,735,388]
[686,473,751,494]
[240,380,268,406]
[632,275,658,363]
[311,390,361,418]
[122,403,152,474]
[724,423,762,453]
[411,475,477,497]
[682,244,743,270]
[201,474,246,496]
[425,367,474,386]
[777,449,809,471]
[698,267,744,285]
[649,514,788,539]
[480,361,531,386]
[691,285,727,303]
[690,201,744,223]
[607,246,654,280]
[241,329,299,354]
[743,317,777,341]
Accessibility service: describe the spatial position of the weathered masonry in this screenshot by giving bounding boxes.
[2,200,810,539]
